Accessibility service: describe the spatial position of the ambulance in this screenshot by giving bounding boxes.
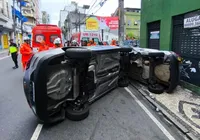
[31,24,62,52]
[71,31,102,45]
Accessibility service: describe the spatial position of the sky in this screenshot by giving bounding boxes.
[41,0,141,25]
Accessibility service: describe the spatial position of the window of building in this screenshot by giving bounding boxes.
[35,35,45,43]
[6,2,9,18]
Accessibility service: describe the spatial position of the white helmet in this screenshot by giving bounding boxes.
[53,37,61,44]
[23,36,30,41]
[71,40,77,45]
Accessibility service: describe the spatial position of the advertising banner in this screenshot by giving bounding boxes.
[97,16,118,30]
[86,17,99,30]
[184,11,200,28]
[86,16,118,31]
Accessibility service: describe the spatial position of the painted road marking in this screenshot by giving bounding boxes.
[0,56,10,60]
[124,87,176,140]
[30,124,43,140]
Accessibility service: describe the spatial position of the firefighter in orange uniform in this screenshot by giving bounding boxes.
[38,40,49,52]
[20,36,33,71]
[111,39,117,46]
[87,39,96,46]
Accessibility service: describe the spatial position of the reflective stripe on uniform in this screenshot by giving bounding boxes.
[9,46,17,53]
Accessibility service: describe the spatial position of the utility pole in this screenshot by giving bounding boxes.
[20,3,23,36]
[118,0,124,45]
[12,0,16,40]
[78,11,81,32]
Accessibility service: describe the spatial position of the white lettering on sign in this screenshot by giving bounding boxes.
[184,15,200,28]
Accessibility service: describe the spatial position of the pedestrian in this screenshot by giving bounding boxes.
[20,36,33,71]
[8,39,18,69]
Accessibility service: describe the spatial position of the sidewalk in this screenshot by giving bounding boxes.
[0,49,8,54]
[131,81,200,139]
[0,49,9,58]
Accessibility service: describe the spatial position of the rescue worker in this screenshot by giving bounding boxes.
[87,39,96,46]
[8,39,18,69]
[53,37,62,48]
[111,39,117,46]
[38,40,49,52]
[20,36,33,71]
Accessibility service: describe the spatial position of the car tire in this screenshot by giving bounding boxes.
[63,47,92,59]
[65,103,90,121]
[148,84,164,94]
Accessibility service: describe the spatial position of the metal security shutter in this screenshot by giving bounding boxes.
[172,14,200,86]
[172,14,200,59]
[147,21,160,49]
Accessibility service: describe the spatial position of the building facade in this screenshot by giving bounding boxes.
[41,11,50,24]
[22,0,40,33]
[0,0,14,49]
[112,8,141,39]
[140,0,200,91]
[59,1,89,40]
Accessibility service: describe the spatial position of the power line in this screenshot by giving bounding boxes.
[86,0,98,14]
[81,0,106,24]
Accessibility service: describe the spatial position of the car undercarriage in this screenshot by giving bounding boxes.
[23,46,180,124]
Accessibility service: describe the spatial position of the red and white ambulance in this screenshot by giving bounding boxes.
[71,31,102,45]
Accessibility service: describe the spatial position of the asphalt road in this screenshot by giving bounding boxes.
[0,55,185,140]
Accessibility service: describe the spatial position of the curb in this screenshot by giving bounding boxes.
[129,81,199,140]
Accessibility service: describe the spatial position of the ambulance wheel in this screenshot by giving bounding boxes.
[148,84,164,94]
[65,103,89,121]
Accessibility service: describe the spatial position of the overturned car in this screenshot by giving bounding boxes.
[23,46,131,124]
[128,48,181,94]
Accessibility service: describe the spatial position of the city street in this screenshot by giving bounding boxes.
[0,56,185,140]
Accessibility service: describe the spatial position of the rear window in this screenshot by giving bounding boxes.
[35,35,45,43]
[50,35,59,43]
[93,38,99,43]
[82,37,89,41]
[82,37,99,43]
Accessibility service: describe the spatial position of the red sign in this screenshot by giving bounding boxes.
[97,16,119,30]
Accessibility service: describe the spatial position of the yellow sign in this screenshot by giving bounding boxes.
[2,34,8,49]
[86,17,99,30]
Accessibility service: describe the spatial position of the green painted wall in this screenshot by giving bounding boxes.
[141,0,200,50]
[125,12,140,39]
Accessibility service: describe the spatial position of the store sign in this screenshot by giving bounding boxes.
[86,17,99,31]
[184,11,200,28]
[150,31,160,39]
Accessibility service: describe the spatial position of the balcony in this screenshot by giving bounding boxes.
[21,9,36,18]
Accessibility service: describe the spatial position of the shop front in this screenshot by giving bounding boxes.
[172,10,200,87]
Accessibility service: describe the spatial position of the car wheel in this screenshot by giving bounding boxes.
[65,103,89,121]
[148,84,164,94]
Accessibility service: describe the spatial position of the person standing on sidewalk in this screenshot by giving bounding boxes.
[8,39,18,69]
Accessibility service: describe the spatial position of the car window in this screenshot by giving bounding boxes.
[82,37,89,41]
[93,38,99,43]
[35,35,45,43]
[50,35,59,43]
